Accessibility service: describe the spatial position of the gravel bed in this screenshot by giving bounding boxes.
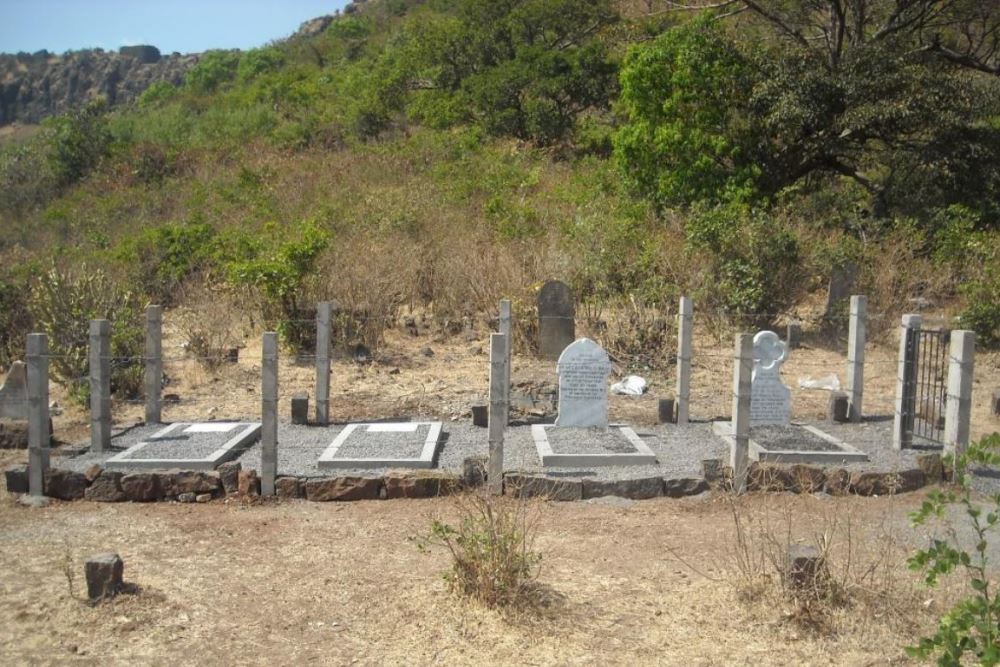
[56,416,966,485]
[751,425,843,452]
[545,426,637,455]
[334,424,430,460]
[123,425,250,460]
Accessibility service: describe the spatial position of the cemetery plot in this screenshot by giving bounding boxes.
[106,422,261,471]
[318,422,442,470]
[532,425,658,467]
[712,422,868,464]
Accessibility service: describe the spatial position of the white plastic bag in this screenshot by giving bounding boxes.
[797,374,841,391]
[611,375,647,396]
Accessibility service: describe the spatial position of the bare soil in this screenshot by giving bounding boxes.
[0,489,960,666]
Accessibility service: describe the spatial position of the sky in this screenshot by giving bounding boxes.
[0,0,351,55]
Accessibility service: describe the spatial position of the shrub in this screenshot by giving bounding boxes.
[909,434,1000,664]
[416,490,542,609]
[0,272,33,370]
[29,265,144,404]
[113,222,217,305]
[44,99,112,186]
[185,50,240,93]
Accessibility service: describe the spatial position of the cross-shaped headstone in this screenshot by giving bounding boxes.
[752,330,788,376]
[750,330,791,425]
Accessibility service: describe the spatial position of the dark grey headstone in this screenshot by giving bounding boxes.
[992,388,1000,417]
[828,391,850,423]
[291,392,309,425]
[658,397,676,424]
[537,280,575,360]
[824,264,857,318]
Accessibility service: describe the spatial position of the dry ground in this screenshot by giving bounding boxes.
[0,488,967,666]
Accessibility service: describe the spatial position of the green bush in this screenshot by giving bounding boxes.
[44,99,112,186]
[237,47,285,82]
[185,50,240,93]
[138,80,178,108]
[909,434,1000,664]
[29,266,144,404]
[114,222,217,304]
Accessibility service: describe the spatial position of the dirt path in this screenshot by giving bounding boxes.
[0,489,966,666]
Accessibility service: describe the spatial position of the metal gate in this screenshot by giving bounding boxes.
[900,326,950,446]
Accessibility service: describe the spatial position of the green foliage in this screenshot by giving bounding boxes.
[113,222,217,304]
[44,99,112,186]
[615,19,760,208]
[0,139,57,220]
[415,489,542,608]
[237,47,284,82]
[909,434,1000,665]
[28,266,144,404]
[185,50,240,93]
[685,201,801,321]
[0,272,33,369]
[138,80,178,108]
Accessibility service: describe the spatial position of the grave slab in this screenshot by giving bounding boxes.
[105,422,261,471]
[532,424,658,467]
[317,422,442,470]
[712,421,868,464]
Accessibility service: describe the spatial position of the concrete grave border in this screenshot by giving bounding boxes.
[712,421,869,464]
[106,422,262,471]
[531,424,658,467]
[318,421,442,470]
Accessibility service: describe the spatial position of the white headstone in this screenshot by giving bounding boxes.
[555,338,612,428]
[750,330,791,425]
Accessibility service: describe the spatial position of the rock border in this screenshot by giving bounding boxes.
[2,453,947,503]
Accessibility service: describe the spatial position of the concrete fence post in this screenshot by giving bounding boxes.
[27,334,50,497]
[315,302,332,426]
[499,299,512,424]
[893,314,922,450]
[944,330,976,460]
[845,295,866,423]
[261,332,278,496]
[731,333,753,494]
[676,296,693,424]
[144,305,162,424]
[488,332,508,496]
[89,319,111,452]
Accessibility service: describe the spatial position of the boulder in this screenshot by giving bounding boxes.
[275,476,302,499]
[505,474,582,501]
[747,463,793,492]
[824,468,851,495]
[121,473,161,502]
[85,553,124,601]
[237,469,260,497]
[0,420,28,449]
[160,470,221,497]
[582,476,663,500]
[83,464,103,483]
[917,454,944,483]
[304,476,382,501]
[384,472,456,499]
[44,469,87,500]
[702,459,726,487]
[218,461,241,495]
[850,469,925,496]
[461,456,487,488]
[84,471,125,502]
[788,464,826,494]
[4,465,28,494]
[195,493,212,503]
[663,477,709,498]
[177,492,196,503]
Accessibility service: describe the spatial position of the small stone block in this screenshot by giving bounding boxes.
[291,392,309,425]
[4,465,28,494]
[384,472,447,499]
[471,405,488,428]
[195,493,212,503]
[992,389,1000,417]
[44,469,88,500]
[122,473,161,502]
[785,323,802,349]
[702,459,725,486]
[582,476,663,500]
[663,477,708,498]
[218,461,241,495]
[784,545,827,592]
[238,469,260,497]
[178,492,196,503]
[275,476,302,498]
[828,392,850,423]
[658,398,676,425]
[84,471,125,502]
[304,476,382,501]
[462,456,487,487]
[85,553,124,601]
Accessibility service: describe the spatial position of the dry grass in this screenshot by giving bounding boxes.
[0,487,959,665]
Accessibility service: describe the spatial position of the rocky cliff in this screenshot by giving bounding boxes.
[0,46,198,126]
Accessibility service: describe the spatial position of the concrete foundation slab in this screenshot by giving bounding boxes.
[532,424,657,467]
[106,422,261,471]
[318,422,442,469]
[712,421,869,464]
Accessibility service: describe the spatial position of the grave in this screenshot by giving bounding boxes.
[0,361,28,420]
[712,422,868,463]
[538,280,575,360]
[533,338,657,467]
[106,422,261,471]
[750,330,791,425]
[318,422,442,469]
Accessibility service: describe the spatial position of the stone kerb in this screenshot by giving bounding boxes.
[555,338,612,428]
[537,280,575,360]
[750,330,791,425]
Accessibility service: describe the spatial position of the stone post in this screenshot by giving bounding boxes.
[845,295,866,423]
[261,332,278,496]
[144,305,162,424]
[676,296,693,424]
[315,302,332,426]
[499,299,512,424]
[26,334,50,497]
[89,319,111,452]
[488,333,508,496]
[731,334,753,494]
[944,330,976,460]
[893,314,921,450]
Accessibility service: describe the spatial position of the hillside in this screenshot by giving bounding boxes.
[1,0,999,383]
